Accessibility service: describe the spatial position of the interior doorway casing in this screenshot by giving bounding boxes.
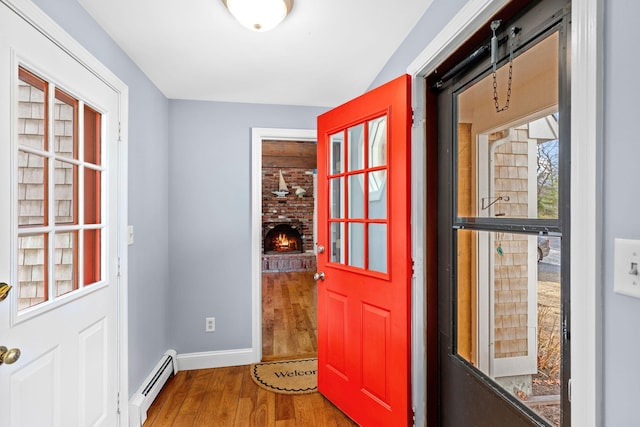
[407,0,602,426]
[250,128,316,363]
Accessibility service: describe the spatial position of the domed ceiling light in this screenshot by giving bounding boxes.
[222,0,294,32]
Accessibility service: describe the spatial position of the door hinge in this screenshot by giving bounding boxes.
[411,258,415,276]
[117,391,121,414]
[118,121,122,143]
[117,257,121,278]
[412,108,425,128]
[412,406,416,426]
[568,378,572,402]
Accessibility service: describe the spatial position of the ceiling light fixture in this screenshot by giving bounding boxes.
[222,0,294,32]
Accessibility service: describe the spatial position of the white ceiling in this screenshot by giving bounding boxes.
[77,0,434,107]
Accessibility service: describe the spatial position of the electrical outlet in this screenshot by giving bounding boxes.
[205,317,215,332]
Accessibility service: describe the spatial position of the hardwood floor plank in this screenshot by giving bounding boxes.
[144,371,192,427]
[275,393,295,423]
[173,370,214,426]
[308,392,339,427]
[232,368,258,426]
[240,364,258,400]
[292,394,318,426]
[144,372,186,426]
[254,387,276,427]
[201,366,247,426]
[324,398,358,427]
[181,368,222,426]
[262,271,317,361]
[233,397,256,427]
[209,365,245,425]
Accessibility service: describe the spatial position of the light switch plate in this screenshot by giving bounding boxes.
[614,238,640,298]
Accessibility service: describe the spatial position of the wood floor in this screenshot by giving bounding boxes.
[261,271,317,361]
[142,365,358,427]
[143,271,331,426]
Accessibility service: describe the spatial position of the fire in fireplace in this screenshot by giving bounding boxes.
[264,224,303,254]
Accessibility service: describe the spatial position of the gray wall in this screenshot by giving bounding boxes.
[369,0,468,90]
[167,100,325,352]
[31,0,171,397]
[603,0,640,425]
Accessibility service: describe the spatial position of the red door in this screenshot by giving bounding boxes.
[316,75,412,426]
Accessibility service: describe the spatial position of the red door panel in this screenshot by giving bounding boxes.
[316,74,412,427]
[326,291,348,376]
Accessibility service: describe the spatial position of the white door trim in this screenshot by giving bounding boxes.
[407,0,602,426]
[250,128,316,363]
[1,0,130,423]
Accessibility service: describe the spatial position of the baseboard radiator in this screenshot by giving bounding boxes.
[129,349,178,427]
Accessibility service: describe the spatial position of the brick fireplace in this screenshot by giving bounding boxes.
[261,140,317,272]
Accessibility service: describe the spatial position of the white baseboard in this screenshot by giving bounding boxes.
[176,347,259,371]
[129,349,177,427]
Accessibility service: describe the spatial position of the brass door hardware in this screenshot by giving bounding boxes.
[0,346,20,365]
[0,282,11,301]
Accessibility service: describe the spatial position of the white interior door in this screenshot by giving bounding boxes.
[0,2,121,426]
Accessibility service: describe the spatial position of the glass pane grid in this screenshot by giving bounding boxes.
[16,67,103,312]
[327,115,389,274]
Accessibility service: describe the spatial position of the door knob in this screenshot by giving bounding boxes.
[313,271,325,281]
[317,245,325,254]
[0,283,11,302]
[0,346,21,365]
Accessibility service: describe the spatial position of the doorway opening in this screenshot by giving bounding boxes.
[257,137,318,362]
[430,1,571,425]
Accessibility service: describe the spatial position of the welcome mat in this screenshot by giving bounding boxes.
[250,358,317,395]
